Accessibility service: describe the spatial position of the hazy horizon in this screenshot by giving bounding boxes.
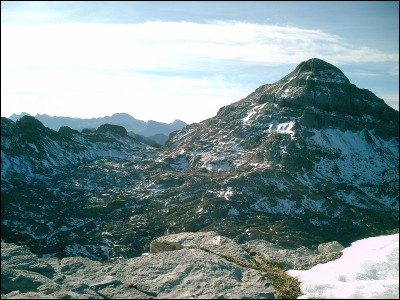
[7,111,187,125]
[2,1,398,124]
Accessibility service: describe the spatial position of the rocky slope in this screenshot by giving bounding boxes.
[1,116,156,181]
[1,117,161,259]
[1,58,398,264]
[2,231,346,299]
[156,58,399,245]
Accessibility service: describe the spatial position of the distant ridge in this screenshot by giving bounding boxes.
[9,112,187,143]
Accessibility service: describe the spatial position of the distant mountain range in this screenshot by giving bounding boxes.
[9,112,187,145]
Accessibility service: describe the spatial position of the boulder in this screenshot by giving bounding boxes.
[150,231,252,264]
[110,248,276,299]
[317,241,344,254]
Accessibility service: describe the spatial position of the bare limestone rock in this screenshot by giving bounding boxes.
[1,233,277,299]
[317,241,344,254]
[244,240,344,270]
[110,248,275,299]
[150,231,253,264]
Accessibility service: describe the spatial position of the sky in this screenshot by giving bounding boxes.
[288,233,399,299]
[1,1,399,124]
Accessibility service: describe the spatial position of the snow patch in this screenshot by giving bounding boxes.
[242,103,267,124]
[219,187,234,200]
[288,233,399,299]
[266,120,296,138]
[28,143,39,153]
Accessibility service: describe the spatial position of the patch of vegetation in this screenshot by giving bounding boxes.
[193,246,302,299]
[251,253,302,299]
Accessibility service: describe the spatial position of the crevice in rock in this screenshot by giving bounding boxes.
[186,245,302,299]
[124,282,158,298]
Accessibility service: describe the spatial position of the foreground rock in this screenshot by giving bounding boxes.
[1,235,276,299]
[150,231,253,264]
[1,231,347,299]
[1,242,150,299]
[244,240,344,270]
[109,249,275,299]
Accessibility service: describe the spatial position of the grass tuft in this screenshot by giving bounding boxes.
[250,252,302,299]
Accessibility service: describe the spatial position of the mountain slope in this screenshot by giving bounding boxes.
[1,58,398,261]
[1,116,155,181]
[155,58,398,244]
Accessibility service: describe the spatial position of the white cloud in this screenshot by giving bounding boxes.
[389,65,399,76]
[1,21,399,122]
[376,93,399,111]
[346,70,381,77]
[2,21,398,71]
[1,68,247,122]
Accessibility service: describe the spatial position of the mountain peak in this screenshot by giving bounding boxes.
[16,115,46,130]
[9,112,31,121]
[293,58,349,84]
[97,123,128,136]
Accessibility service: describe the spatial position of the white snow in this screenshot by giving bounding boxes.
[218,187,234,200]
[288,233,399,299]
[27,143,39,153]
[310,129,373,157]
[266,120,296,137]
[309,129,399,209]
[242,103,267,124]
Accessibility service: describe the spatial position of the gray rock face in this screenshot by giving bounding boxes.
[244,239,344,270]
[112,249,275,299]
[2,232,349,299]
[1,234,278,299]
[317,241,344,254]
[150,231,252,264]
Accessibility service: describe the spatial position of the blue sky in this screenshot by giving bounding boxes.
[1,1,398,123]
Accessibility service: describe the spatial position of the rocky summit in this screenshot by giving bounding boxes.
[1,58,399,297]
[159,58,398,246]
